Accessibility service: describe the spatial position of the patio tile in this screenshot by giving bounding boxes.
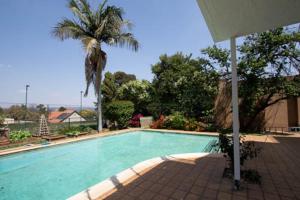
[184,193,201,200]
[152,194,169,200]
[171,189,187,200]
[217,192,232,200]
[96,134,300,200]
[159,186,176,196]
[137,190,156,200]
[149,183,164,193]
[190,185,205,195]
[202,188,218,199]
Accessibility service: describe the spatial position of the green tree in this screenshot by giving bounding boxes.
[79,109,97,120]
[117,80,152,114]
[114,71,136,87]
[36,104,48,115]
[104,101,134,129]
[102,72,118,104]
[58,107,67,112]
[151,53,219,118]
[6,105,39,121]
[0,106,4,115]
[204,28,300,130]
[53,0,139,131]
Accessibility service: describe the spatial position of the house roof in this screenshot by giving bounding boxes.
[48,109,78,123]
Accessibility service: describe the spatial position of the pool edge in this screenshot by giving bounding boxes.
[0,129,218,157]
[67,153,223,200]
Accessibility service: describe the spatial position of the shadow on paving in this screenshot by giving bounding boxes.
[97,135,300,200]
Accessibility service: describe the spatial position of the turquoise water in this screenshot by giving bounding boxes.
[0,130,217,200]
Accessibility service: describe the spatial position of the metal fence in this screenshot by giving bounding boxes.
[6,119,97,135]
[0,102,97,135]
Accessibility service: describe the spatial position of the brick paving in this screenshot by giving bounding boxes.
[98,134,300,200]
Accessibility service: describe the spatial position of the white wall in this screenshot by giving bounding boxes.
[62,112,86,123]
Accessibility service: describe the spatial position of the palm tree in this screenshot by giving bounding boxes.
[53,0,139,131]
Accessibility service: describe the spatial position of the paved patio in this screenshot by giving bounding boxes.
[97,134,300,200]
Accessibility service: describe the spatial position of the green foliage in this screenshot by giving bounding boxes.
[9,130,32,142]
[79,109,97,120]
[151,53,219,118]
[218,133,261,170]
[163,112,187,130]
[0,115,4,127]
[102,72,118,104]
[104,101,134,129]
[58,125,93,135]
[53,0,139,131]
[64,131,80,137]
[117,80,152,114]
[102,71,137,106]
[58,107,67,112]
[114,71,136,87]
[5,105,40,121]
[203,28,300,131]
[0,107,4,115]
[184,118,199,131]
[36,104,48,115]
[242,169,262,184]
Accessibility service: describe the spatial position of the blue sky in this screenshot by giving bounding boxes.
[0,0,229,107]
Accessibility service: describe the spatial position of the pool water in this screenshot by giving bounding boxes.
[0,130,217,200]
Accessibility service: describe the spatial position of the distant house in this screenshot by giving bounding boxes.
[4,118,15,125]
[48,110,86,123]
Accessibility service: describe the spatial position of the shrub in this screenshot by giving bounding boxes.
[58,125,93,135]
[105,101,134,129]
[64,131,80,137]
[150,115,165,129]
[217,133,261,184]
[9,130,32,142]
[163,112,186,130]
[184,118,198,131]
[129,114,144,127]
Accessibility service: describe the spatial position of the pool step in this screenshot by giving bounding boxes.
[203,140,219,153]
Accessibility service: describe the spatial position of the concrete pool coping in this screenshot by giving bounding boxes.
[0,129,218,157]
[67,152,223,200]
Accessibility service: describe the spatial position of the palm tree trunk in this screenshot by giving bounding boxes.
[96,49,107,132]
[97,82,103,132]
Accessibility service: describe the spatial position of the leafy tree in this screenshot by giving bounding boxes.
[36,104,48,115]
[79,109,97,120]
[104,101,134,129]
[151,53,219,118]
[102,71,136,102]
[6,105,39,121]
[0,107,4,115]
[114,71,136,87]
[53,0,139,131]
[204,28,300,130]
[117,80,152,114]
[58,107,67,112]
[102,72,118,104]
[0,114,4,127]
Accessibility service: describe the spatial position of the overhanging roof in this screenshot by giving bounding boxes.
[196,0,300,42]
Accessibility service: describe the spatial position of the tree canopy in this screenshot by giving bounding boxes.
[203,27,300,130]
[151,53,220,118]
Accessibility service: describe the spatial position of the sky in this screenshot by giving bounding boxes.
[0,0,229,107]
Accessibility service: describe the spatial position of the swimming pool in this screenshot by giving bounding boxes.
[0,130,218,200]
